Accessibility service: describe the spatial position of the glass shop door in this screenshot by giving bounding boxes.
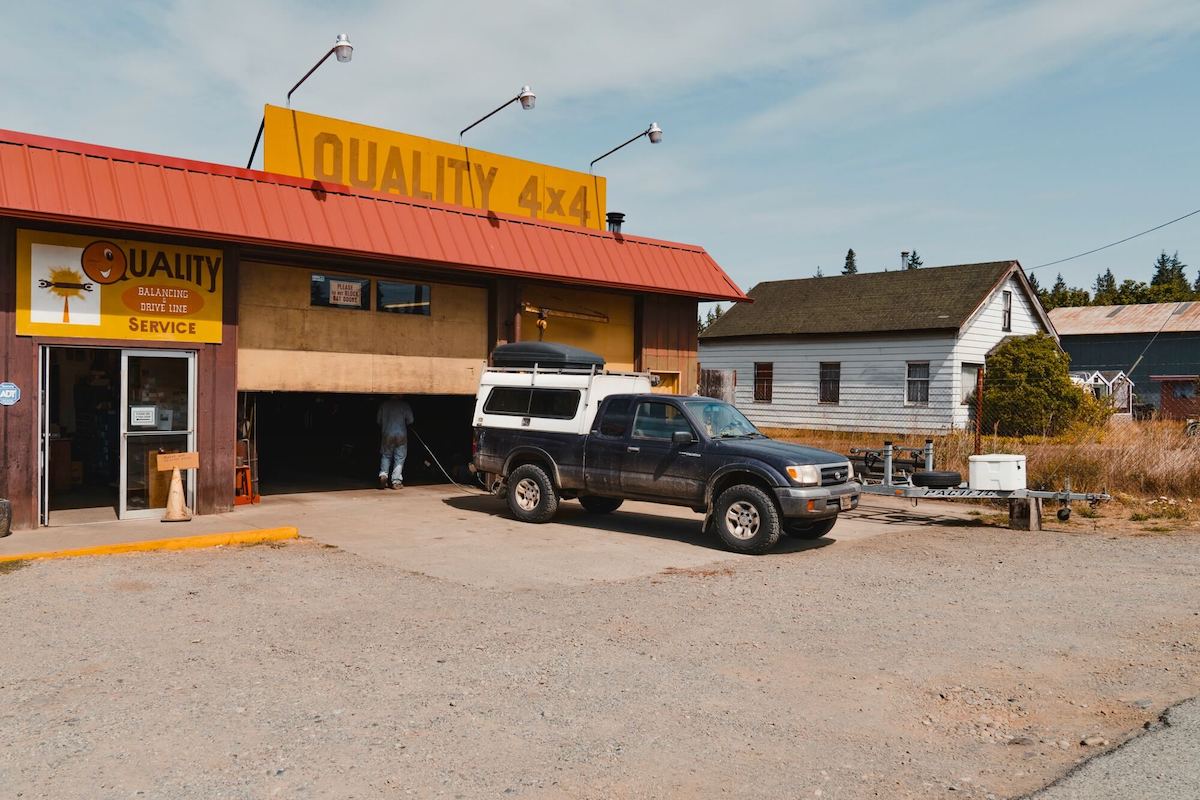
[119,350,196,519]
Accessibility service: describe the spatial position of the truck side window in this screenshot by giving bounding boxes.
[632,401,692,441]
[597,398,632,437]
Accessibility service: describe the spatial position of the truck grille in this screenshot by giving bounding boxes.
[821,464,851,486]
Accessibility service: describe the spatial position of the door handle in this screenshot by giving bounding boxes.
[626,446,640,453]
[681,451,702,458]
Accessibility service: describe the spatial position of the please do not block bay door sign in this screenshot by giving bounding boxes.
[14,230,224,344]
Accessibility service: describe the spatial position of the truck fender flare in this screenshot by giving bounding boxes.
[704,463,786,508]
[502,447,563,487]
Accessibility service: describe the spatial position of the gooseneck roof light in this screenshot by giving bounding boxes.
[589,122,662,173]
[459,85,537,141]
[246,33,355,169]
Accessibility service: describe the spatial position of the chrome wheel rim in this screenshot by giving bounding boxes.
[514,478,541,511]
[725,501,760,540]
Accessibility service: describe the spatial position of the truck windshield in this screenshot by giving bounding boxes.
[682,399,763,438]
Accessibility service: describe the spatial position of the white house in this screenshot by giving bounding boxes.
[698,261,1055,434]
[1069,370,1134,415]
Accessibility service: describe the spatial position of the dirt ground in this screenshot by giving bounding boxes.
[1,512,1198,799]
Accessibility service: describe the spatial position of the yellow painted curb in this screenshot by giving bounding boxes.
[0,527,299,564]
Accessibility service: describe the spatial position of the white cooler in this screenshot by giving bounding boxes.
[968,454,1026,491]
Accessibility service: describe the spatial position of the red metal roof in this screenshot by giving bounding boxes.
[0,128,746,302]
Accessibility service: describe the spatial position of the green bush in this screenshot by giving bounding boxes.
[983,333,1093,436]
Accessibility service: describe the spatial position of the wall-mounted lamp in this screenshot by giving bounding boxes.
[246,33,355,169]
[589,122,662,173]
[460,85,536,141]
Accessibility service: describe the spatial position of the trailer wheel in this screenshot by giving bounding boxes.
[712,484,782,554]
[911,470,962,489]
[507,464,559,523]
[579,496,624,514]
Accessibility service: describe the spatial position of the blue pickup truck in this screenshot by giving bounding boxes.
[471,344,859,554]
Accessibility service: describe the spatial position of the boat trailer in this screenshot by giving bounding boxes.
[849,440,1110,527]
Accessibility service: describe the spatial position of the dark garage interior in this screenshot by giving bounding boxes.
[243,392,477,495]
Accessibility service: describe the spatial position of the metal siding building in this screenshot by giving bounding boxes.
[1049,303,1200,410]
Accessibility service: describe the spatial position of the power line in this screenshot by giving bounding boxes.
[1028,207,1200,272]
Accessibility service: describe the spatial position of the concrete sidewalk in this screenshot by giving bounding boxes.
[2,486,983,588]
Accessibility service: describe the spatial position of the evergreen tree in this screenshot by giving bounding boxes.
[905,250,923,269]
[1092,269,1117,305]
[1150,250,1187,287]
[1042,273,1090,310]
[1112,279,1152,305]
[842,249,857,275]
[1194,269,1200,294]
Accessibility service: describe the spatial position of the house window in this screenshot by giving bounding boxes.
[311,273,370,310]
[961,363,982,404]
[906,362,930,405]
[377,281,431,315]
[1002,290,1013,332]
[1172,382,1197,400]
[753,363,773,403]
[819,362,840,404]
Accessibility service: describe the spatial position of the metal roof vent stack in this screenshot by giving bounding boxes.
[901,250,909,270]
[606,212,625,234]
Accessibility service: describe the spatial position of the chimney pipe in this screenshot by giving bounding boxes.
[606,212,625,234]
[901,250,909,270]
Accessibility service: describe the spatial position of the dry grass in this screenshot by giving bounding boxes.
[764,420,1200,511]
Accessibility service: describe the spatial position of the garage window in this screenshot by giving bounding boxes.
[483,387,580,419]
[311,273,370,310]
[377,281,431,315]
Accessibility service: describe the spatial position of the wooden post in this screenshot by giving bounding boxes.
[974,367,984,456]
[1009,497,1042,531]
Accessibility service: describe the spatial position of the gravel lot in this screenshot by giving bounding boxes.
[1,522,1197,799]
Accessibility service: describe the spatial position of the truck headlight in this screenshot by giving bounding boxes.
[786,465,820,486]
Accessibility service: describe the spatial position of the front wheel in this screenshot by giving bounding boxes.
[712,484,782,554]
[507,464,559,523]
[786,516,837,539]
[579,496,624,514]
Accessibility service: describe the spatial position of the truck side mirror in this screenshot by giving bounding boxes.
[672,430,695,445]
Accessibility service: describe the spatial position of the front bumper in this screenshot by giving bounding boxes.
[774,482,860,519]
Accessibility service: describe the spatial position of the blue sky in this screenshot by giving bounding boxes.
[3,1,1199,296]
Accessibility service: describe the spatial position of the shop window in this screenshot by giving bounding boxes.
[377,281,431,316]
[311,274,370,310]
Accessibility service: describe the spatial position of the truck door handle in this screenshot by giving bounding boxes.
[680,451,701,458]
[626,446,640,453]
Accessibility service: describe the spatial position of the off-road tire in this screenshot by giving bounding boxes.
[911,470,962,489]
[786,516,837,539]
[712,484,782,554]
[579,496,624,514]
[506,464,559,523]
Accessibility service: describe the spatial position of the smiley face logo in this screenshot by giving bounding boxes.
[81,240,127,285]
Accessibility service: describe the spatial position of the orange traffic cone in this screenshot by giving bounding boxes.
[162,467,192,522]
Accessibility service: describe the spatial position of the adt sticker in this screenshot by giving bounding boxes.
[0,382,20,406]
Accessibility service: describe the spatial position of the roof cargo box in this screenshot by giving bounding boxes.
[490,342,605,370]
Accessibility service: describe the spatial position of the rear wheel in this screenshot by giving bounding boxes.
[712,484,782,554]
[786,516,837,539]
[579,496,624,514]
[507,464,559,523]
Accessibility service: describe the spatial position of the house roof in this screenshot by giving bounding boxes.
[700,261,1033,339]
[0,128,746,302]
[1049,302,1200,336]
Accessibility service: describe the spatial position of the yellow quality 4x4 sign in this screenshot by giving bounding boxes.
[263,105,607,230]
[15,229,224,343]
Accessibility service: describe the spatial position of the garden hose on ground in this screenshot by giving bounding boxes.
[406,427,487,495]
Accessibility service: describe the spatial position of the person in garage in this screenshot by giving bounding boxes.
[376,395,414,489]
